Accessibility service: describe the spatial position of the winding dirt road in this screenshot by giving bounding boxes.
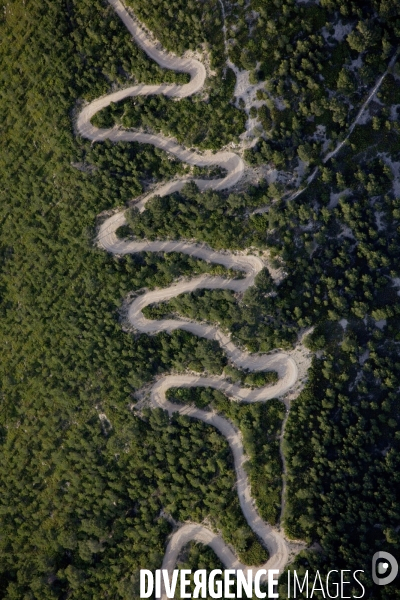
[77,0,305,596]
[76,0,243,197]
[151,375,298,584]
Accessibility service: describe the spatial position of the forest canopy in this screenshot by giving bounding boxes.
[1,0,400,598]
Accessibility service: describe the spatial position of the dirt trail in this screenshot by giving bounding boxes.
[323,52,398,163]
[77,1,306,596]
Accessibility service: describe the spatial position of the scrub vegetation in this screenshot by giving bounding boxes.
[1,0,400,598]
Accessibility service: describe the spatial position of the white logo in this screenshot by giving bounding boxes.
[372,552,398,586]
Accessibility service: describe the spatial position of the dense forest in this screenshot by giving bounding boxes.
[1,0,400,598]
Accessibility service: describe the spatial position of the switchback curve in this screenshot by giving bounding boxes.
[76,0,305,597]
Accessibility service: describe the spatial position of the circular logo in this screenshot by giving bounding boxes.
[372,552,398,586]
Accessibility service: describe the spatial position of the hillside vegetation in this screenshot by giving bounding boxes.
[1,0,400,598]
